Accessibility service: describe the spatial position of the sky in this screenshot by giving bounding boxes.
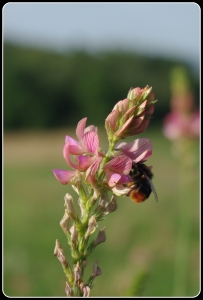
[3,2,200,67]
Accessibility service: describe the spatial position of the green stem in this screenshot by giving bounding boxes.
[172,138,198,296]
[98,141,116,178]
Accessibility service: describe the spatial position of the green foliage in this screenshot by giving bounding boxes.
[3,42,199,130]
[125,269,149,296]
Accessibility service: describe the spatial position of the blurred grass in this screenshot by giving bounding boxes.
[3,125,200,297]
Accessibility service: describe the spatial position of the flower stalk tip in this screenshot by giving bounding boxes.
[105,85,157,142]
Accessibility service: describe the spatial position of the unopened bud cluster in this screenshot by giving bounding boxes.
[105,86,157,143]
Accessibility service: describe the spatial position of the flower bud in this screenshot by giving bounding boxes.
[92,261,102,278]
[79,282,91,297]
[70,225,78,249]
[93,227,106,247]
[65,282,72,297]
[96,193,109,212]
[82,260,88,268]
[74,262,82,283]
[53,239,68,267]
[104,195,117,215]
[60,209,70,234]
[64,193,77,221]
[70,170,83,188]
[89,186,101,206]
[85,216,98,239]
[78,198,85,218]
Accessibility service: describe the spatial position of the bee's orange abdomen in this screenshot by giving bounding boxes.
[129,190,147,203]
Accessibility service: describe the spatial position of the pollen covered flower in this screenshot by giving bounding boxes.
[105,86,157,142]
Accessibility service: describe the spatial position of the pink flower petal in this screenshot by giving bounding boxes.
[108,173,122,187]
[135,119,150,134]
[65,136,84,154]
[67,144,84,155]
[85,157,102,183]
[137,100,147,115]
[78,155,97,170]
[145,104,155,116]
[104,155,132,175]
[81,131,99,155]
[63,143,81,168]
[63,144,80,169]
[122,105,136,122]
[113,98,130,113]
[133,149,152,162]
[116,138,152,162]
[128,115,145,129]
[76,117,87,140]
[127,87,142,101]
[84,125,98,134]
[53,169,75,184]
[115,115,134,137]
[105,109,120,132]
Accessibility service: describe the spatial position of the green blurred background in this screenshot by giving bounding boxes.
[3,3,200,297]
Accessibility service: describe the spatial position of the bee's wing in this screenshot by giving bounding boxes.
[144,173,158,202]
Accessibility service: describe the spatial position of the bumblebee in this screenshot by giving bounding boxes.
[125,162,158,203]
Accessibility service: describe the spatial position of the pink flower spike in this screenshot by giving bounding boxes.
[53,169,75,185]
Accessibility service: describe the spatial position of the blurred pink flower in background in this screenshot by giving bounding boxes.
[163,109,200,140]
[163,66,200,141]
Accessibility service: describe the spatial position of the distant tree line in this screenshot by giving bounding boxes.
[3,42,199,130]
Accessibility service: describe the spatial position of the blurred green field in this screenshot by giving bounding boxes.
[3,126,200,297]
